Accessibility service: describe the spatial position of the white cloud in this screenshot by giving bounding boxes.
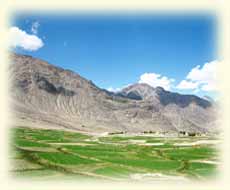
[176,80,198,90]
[31,21,40,34]
[107,87,121,92]
[107,83,132,92]
[9,26,44,51]
[176,61,218,92]
[201,82,216,91]
[186,61,217,84]
[138,72,174,90]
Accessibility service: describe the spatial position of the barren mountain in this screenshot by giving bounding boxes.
[9,53,218,134]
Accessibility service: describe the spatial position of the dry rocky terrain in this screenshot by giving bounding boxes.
[9,53,218,135]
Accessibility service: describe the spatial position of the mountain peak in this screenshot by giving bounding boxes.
[123,83,154,90]
[122,83,166,93]
[120,83,157,101]
[120,83,212,109]
[155,86,165,92]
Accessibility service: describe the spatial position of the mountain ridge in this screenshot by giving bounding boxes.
[9,52,218,134]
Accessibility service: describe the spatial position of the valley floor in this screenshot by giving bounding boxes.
[10,127,221,182]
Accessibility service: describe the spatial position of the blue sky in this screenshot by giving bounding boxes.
[10,13,218,98]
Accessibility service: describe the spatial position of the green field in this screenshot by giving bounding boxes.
[10,127,220,181]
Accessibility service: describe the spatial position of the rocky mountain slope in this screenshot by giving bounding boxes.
[9,53,218,134]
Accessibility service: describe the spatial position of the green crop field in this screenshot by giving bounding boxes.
[10,127,220,181]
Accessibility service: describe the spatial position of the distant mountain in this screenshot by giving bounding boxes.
[9,53,218,134]
[120,83,211,108]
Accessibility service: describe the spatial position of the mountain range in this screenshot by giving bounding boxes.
[9,53,218,134]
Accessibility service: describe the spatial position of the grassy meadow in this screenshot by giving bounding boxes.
[10,127,220,181]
